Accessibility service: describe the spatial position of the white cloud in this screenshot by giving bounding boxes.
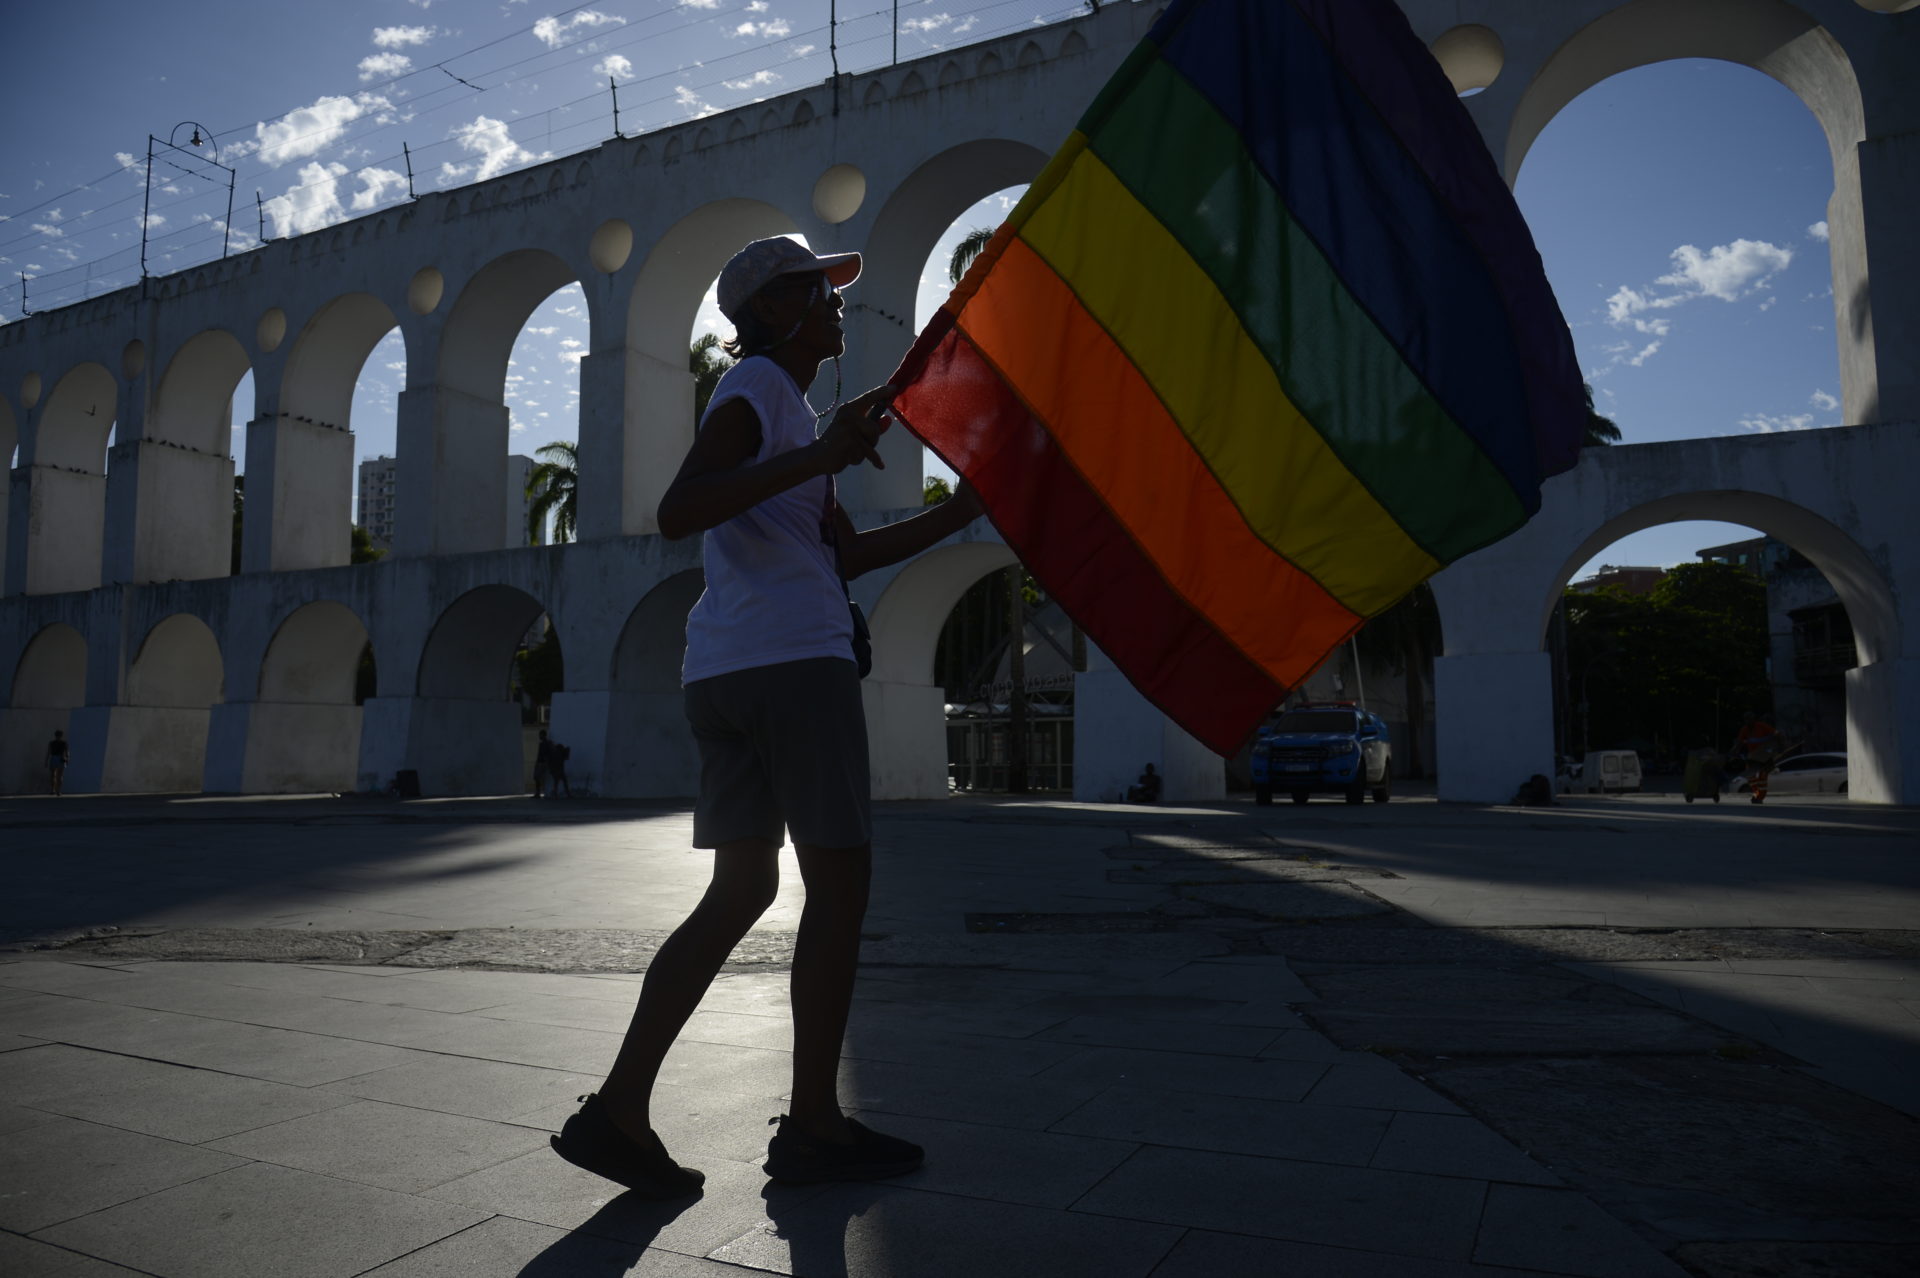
[350,166,408,210]
[1736,411,1815,434]
[263,161,348,237]
[1806,220,1828,242]
[732,18,791,38]
[533,10,624,49]
[953,15,977,34]
[674,85,715,117]
[31,222,63,238]
[359,52,413,81]
[902,12,952,34]
[256,93,390,167]
[373,25,435,48]
[594,54,634,81]
[723,69,781,90]
[745,1,768,10]
[1810,388,1839,412]
[685,0,721,7]
[791,43,816,56]
[1598,238,1794,372]
[446,115,538,181]
[1654,239,1792,302]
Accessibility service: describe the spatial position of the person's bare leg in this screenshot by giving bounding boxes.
[785,842,872,1144]
[598,839,778,1140]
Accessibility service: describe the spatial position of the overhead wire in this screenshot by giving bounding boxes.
[4,0,1089,313]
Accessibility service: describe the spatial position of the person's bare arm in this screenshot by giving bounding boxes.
[656,386,894,540]
[835,480,985,578]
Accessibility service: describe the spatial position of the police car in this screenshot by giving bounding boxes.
[1250,702,1393,806]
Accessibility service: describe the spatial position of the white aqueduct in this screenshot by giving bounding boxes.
[2,0,1916,804]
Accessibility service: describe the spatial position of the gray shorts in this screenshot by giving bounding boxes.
[685,657,871,850]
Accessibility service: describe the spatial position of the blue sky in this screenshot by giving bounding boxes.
[0,2,1845,575]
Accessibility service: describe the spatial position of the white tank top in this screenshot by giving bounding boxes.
[681,357,854,685]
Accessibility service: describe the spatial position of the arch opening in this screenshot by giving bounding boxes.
[597,568,705,797]
[116,614,223,793]
[238,601,372,794]
[4,623,86,794]
[411,585,558,795]
[437,250,583,553]
[21,362,117,595]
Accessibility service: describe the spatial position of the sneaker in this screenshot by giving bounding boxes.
[550,1094,704,1198]
[763,1114,924,1184]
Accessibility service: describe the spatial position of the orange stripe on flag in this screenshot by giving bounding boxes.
[959,236,1363,684]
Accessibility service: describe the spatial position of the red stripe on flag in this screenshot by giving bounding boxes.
[895,326,1289,754]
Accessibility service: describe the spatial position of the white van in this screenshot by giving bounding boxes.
[1582,750,1643,794]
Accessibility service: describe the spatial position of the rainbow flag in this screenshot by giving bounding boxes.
[890,0,1585,755]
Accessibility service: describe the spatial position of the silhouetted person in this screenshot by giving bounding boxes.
[550,738,573,798]
[1127,762,1161,803]
[46,729,69,797]
[534,729,557,798]
[548,236,980,1197]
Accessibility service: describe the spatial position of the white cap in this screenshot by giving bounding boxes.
[717,236,862,323]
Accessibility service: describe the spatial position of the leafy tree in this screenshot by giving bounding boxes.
[1583,383,1622,447]
[923,476,952,505]
[350,524,386,563]
[515,625,565,711]
[948,227,995,285]
[1561,562,1768,759]
[526,440,578,544]
[690,332,732,422]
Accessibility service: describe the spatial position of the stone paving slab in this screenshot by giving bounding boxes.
[321,1054,602,1124]
[356,1215,739,1276]
[0,1042,356,1142]
[1473,1184,1686,1277]
[0,1114,246,1234]
[32,1162,487,1278]
[1073,1144,1490,1262]
[1053,1083,1394,1167]
[203,1098,553,1194]
[707,1182,1186,1278]
[1148,1228,1574,1278]
[0,1229,152,1277]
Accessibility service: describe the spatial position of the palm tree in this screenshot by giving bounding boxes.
[948,227,996,285]
[690,332,732,422]
[1583,383,1623,447]
[526,440,578,544]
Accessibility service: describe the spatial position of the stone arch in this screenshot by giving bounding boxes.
[863,80,887,107]
[865,541,1019,799]
[230,600,370,793]
[151,328,249,454]
[1017,41,1043,68]
[19,361,116,595]
[1541,491,1893,667]
[852,138,1049,505]
[0,396,14,581]
[1503,0,1879,423]
[758,109,780,132]
[117,613,222,793]
[898,70,927,95]
[412,584,552,794]
[259,600,372,703]
[727,117,746,142]
[618,198,801,535]
[4,622,86,793]
[272,293,404,570]
[1059,30,1089,57]
[598,568,704,796]
[977,52,1003,76]
[792,99,815,126]
[938,60,964,87]
[433,249,582,554]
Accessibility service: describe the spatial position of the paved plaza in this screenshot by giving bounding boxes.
[2,790,1916,1276]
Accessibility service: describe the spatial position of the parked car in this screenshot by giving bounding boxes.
[1581,749,1643,794]
[1730,751,1849,796]
[1250,703,1392,805]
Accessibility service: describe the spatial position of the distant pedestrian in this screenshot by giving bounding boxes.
[46,729,69,796]
[550,739,573,798]
[1127,762,1162,803]
[534,729,556,798]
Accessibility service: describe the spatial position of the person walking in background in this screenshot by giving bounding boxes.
[533,729,556,798]
[549,738,573,798]
[46,729,69,796]
[548,236,981,1197]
